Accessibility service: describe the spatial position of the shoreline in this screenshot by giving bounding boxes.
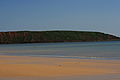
[1,54,120,60]
[0,40,120,45]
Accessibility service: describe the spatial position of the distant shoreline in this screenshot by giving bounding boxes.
[0,30,120,44]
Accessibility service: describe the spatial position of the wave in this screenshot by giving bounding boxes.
[30,55,120,60]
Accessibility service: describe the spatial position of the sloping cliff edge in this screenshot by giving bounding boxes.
[0,31,120,44]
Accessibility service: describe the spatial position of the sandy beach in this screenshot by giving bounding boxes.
[0,55,120,80]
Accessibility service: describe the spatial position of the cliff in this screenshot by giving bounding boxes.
[0,31,120,44]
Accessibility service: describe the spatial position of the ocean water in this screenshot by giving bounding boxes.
[0,41,120,60]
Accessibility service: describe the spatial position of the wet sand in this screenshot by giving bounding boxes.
[0,55,120,80]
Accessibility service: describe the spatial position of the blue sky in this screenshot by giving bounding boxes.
[0,0,120,36]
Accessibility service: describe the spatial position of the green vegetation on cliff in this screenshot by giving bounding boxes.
[0,31,120,44]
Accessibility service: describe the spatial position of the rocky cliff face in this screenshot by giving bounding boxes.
[0,31,120,44]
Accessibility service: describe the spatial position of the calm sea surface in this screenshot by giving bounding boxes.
[0,41,120,60]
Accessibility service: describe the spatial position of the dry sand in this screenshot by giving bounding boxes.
[0,55,120,80]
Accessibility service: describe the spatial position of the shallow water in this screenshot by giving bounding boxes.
[0,41,120,60]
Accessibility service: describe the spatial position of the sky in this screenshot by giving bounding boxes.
[0,0,120,36]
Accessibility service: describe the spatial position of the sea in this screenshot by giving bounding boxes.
[0,41,120,60]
